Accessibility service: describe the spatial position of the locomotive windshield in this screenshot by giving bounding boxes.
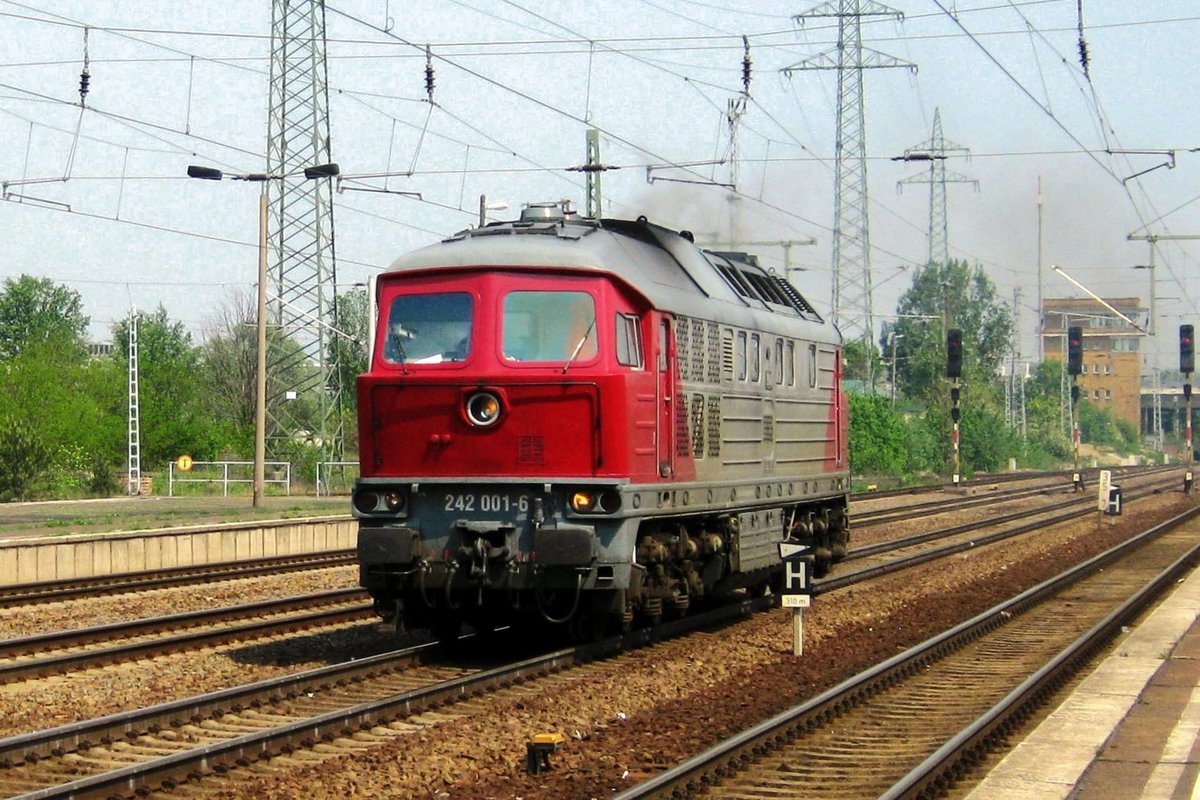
[502,290,597,363]
[383,292,472,364]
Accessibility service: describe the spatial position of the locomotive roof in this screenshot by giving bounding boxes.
[383,209,838,342]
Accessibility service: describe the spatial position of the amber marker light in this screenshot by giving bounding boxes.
[570,491,596,512]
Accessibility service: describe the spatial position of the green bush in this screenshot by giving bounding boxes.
[0,417,52,500]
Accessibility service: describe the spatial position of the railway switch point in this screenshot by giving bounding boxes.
[526,732,566,775]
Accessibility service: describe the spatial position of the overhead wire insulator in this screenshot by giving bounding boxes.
[741,35,751,95]
[1076,0,1090,79]
[424,44,435,102]
[79,27,91,106]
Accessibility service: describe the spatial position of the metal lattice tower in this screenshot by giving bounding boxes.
[267,0,342,460]
[784,0,912,348]
[126,311,141,496]
[585,129,602,218]
[897,108,977,266]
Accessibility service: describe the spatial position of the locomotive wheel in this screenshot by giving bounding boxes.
[813,545,832,578]
[614,589,635,634]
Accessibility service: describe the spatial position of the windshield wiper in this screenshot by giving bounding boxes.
[562,317,596,374]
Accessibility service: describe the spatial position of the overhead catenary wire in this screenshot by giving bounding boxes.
[0,0,1195,329]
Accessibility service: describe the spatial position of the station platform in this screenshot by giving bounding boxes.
[966,562,1200,800]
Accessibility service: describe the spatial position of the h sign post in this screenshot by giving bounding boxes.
[779,541,813,656]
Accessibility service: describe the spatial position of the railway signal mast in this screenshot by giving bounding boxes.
[946,328,962,486]
[1181,324,1194,492]
[1067,326,1084,492]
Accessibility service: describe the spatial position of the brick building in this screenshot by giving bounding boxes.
[1041,297,1146,431]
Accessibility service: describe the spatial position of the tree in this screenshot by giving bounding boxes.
[0,275,88,360]
[848,393,908,474]
[330,286,369,412]
[889,260,1014,399]
[201,292,258,441]
[0,416,51,500]
[112,307,236,467]
[1020,361,1072,460]
[841,338,882,384]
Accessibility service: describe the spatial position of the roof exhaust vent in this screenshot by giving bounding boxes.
[520,200,577,223]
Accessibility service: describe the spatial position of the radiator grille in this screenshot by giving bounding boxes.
[690,394,706,458]
[518,435,545,464]
[676,317,690,381]
[707,397,722,457]
[706,322,721,383]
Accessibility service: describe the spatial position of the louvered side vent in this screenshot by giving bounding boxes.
[690,394,706,458]
[721,330,735,382]
[690,320,704,380]
[675,401,691,458]
[706,322,721,383]
[676,317,690,381]
[707,397,721,457]
[763,415,774,443]
[518,436,545,464]
[769,273,823,321]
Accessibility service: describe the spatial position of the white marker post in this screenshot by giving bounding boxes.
[1097,469,1112,522]
[779,541,813,656]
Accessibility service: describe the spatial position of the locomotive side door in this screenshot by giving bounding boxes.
[657,315,675,478]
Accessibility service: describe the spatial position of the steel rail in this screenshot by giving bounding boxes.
[0,477,1183,797]
[822,479,1175,593]
[607,505,1200,800]
[0,589,371,683]
[1,595,774,800]
[0,550,357,607]
[853,464,1172,525]
[881,521,1200,799]
[848,464,1162,501]
[0,640,439,766]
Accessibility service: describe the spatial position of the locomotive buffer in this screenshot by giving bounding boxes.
[779,541,814,656]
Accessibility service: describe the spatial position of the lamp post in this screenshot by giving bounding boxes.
[889,332,903,406]
[478,194,508,227]
[187,163,339,507]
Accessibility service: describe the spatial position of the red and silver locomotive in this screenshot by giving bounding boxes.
[353,201,850,640]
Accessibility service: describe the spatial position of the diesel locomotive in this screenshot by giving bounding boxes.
[352,201,850,640]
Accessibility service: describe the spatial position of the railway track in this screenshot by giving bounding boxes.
[609,506,1200,799]
[834,473,1180,588]
[848,464,1159,501]
[0,595,773,799]
[0,588,372,683]
[0,550,356,607]
[853,464,1170,526]
[0,480,1186,798]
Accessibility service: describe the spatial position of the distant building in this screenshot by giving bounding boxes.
[88,342,115,358]
[1041,297,1145,431]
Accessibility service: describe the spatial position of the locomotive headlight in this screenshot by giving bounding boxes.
[353,488,407,515]
[599,490,622,513]
[353,490,378,514]
[384,490,406,511]
[465,391,502,427]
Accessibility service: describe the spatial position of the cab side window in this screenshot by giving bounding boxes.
[616,313,644,368]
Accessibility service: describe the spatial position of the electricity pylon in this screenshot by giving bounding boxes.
[784,0,913,354]
[267,0,342,461]
[896,108,977,266]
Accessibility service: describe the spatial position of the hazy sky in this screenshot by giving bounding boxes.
[1,1,1197,372]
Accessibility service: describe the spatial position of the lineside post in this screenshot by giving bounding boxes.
[1181,324,1194,493]
[778,541,812,657]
